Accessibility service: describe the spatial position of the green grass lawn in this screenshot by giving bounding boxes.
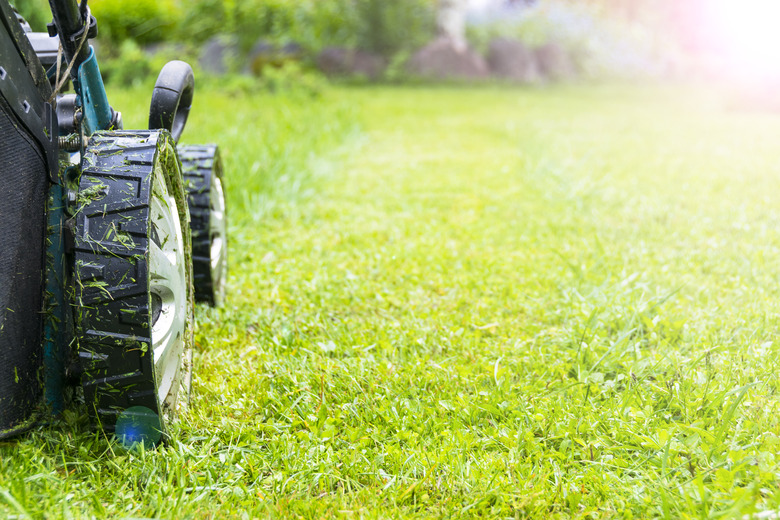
[4,82,780,518]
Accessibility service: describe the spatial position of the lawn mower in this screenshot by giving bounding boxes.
[0,0,227,444]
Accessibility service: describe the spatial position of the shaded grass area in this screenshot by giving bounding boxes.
[4,84,780,518]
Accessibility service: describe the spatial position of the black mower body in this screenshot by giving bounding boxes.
[0,0,58,437]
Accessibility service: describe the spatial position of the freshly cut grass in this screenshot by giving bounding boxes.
[3,83,780,518]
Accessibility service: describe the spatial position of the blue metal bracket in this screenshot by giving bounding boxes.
[76,46,112,134]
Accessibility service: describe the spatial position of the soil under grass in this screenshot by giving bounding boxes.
[3,83,780,518]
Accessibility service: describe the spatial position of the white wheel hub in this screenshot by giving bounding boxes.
[149,168,188,415]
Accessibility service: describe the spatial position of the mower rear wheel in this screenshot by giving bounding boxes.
[74,130,194,443]
[179,145,227,306]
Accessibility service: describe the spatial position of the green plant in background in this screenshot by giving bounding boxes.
[231,0,300,52]
[11,0,669,82]
[12,0,437,82]
[230,0,435,58]
[90,0,434,57]
[177,0,230,45]
[97,39,161,88]
[302,1,360,51]
[90,0,179,45]
[351,0,435,57]
[256,61,327,96]
[9,0,48,30]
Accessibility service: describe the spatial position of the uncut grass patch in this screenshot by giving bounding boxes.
[4,83,780,518]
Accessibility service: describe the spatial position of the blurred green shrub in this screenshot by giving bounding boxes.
[10,0,50,31]
[15,0,437,87]
[98,39,184,88]
[98,39,153,87]
[232,0,300,51]
[90,0,179,45]
[178,0,230,45]
[87,0,435,59]
[258,61,327,96]
[231,0,435,57]
[351,0,435,57]
[303,1,358,50]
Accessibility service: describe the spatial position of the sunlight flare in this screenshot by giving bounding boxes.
[709,0,780,79]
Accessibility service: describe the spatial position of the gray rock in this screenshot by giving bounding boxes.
[407,37,488,80]
[246,40,274,75]
[486,37,540,83]
[316,47,386,80]
[281,42,303,56]
[351,51,385,79]
[247,40,304,75]
[317,47,351,75]
[535,42,575,81]
[198,36,238,75]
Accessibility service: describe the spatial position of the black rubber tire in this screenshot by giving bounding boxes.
[74,130,194,441]
[179,144,227,307]
[149,61,195,144]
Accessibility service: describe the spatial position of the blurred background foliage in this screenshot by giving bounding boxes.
[10,0,48,30]
[86,0,438,58]
[10,0,677,82]
[11,0,437,53]
[468,1,674,80]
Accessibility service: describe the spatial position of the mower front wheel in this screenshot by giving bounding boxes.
[74,130,194,444]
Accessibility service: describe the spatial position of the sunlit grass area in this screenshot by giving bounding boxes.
[4,83,780,518]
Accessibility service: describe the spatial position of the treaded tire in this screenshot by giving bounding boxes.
[74,130,194,440]
[179,144,227,306]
